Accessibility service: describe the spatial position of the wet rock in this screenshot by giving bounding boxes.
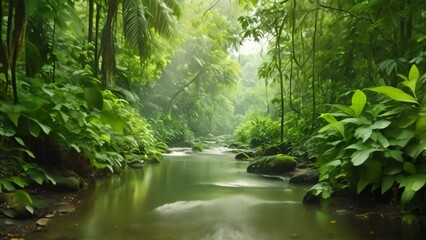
[289,169,319,185]
[303,191,321,204]
[192,145,203,152]
[247,154,297,174]
[263,146,281,156]
[36,218,51,227]
[128,160,144,169]
[228,142,247,149]
[50,169,81,192]
[2,207,33,219]
[55,204,76,214]
[145,158,160,164]
[235,151,255,161]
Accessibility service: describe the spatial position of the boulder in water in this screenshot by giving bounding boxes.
[289,169,319,185]
[235,151,255,161]
[247,154,296,174]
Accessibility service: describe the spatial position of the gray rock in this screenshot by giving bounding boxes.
[56,204,76,214]
[289,169,319,185]
[303,191,321,204]
[50,169,81,191]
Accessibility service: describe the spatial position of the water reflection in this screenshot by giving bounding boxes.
[28,148,423,240]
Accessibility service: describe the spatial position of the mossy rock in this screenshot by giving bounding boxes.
[192,145,203,152]
[235,151,255,161]
[247,154,297,174]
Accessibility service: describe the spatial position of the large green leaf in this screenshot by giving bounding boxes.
[350,90,367,118]
[381,175,395,194]
[351,148,377,166]
[354,126,372,142]
[370,120,391,129]
[85,88,104,110]
[367,86,418,104]
[403,162,416,174]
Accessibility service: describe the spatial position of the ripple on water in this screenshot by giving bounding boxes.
[153,196,300,215]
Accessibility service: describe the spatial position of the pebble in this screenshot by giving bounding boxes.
[56,205,76,214]
[36,218,51,227]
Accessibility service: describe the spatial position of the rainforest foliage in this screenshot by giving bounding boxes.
[1,0,426,216]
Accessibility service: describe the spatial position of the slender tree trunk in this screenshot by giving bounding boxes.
[276,18,286,143]
[94,2,101,77]
[101,0,118,89]
[311,10,318,131]
[10,0,26,104]
[0,1,7,89]
[289,0,301,117]
[51,20,56,83]
[4,1,13,92]
[88,0,94,43]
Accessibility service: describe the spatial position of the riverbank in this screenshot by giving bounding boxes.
[0,187,84,240]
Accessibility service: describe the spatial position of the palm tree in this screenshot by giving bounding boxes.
[100,0,182,89]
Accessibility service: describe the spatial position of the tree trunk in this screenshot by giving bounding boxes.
[10,0,27,104]
[276,18,286,143]
[311,9,318,131]
[94,2,101,77]
[100,0,118,89]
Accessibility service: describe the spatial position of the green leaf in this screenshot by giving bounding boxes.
[320,113,337,123]
[408,64,419,82]
[14,137,25,147]
[370,120,392,129]
[377,134,390,148]
[15,190,33,206]
[381,176,395,194]
[367,86,418,104]
[354,126,372,142]
[357,160,381,194]
[350,90,367,117]
[85,88,104,110]
[346,142,367,150]
[351,149,377,166]
[8,113,20,127]
[401,188,415,205]
[384,149,403,162]
[416,116,426,135]
[9,177,27,188]
[330,104,355,116]
[0,179,15,191]
[403,162,416,174]
[411,179,426,191]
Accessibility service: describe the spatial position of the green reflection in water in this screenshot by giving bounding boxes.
[28,149,422,240]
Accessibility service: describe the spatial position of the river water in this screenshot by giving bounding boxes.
[29,147,422,240]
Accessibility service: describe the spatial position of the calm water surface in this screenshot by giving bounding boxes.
[29,148,422,240]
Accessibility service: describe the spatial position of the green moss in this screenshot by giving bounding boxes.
[247,154,297,174]
[192,145,203,152]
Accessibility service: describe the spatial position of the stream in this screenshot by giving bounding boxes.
[29,147,422,240]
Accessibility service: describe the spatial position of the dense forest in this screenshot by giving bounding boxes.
[1,0,426,231]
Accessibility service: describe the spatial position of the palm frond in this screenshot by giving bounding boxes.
[145,0,182,38]
[123,0,150,59]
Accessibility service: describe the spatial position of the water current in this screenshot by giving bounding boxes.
[28,147,422,239]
